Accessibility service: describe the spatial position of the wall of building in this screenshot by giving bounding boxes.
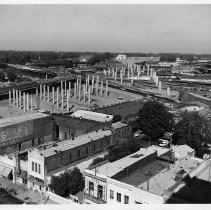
[52,114,111,141]
[0,116,53,155]
[45,135,112,173]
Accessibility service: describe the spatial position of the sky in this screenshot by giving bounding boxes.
[0,4,211,54]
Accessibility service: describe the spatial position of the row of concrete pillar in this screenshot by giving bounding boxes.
[9,89,34,112]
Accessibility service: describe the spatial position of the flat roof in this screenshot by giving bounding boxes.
[118,156,199,196]
[0,112,49,128]
[39,129,112,158]
[92,146,170,178]
[71,110,113,122]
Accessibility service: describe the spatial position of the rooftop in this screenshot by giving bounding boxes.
[90,145,200,196]
[38,129,112,158]
[111,121,128,130]
[118,156,199,196]
[92,146,170,178]
[0,112,49,128]
[71,110,113,123]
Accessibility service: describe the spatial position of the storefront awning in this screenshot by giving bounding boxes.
[0,164,13,178]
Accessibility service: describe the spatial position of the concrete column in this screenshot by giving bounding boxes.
[78,83,81,101]
[74,83,77,100]
[96,76,99,96]
[52,87,55,105]
[19,91,21,109]
[159,81,162,91]
[30,95,33,111]
[120,71,123,84]
[127,68,130,79]
[69,81,71,96]
[61,88,64,110]
[131,69,134,85]
[100,81,103,97]
[87,75,90,87]
[147,64,150,76]
[57,87,59,108]
[105,80,108,98]
[43,85,46,101]
[167,87,171,96]
[64,81,67,96]
[91,76,94,94]
[26,94,29,111]
[88,86,91,105]
[83,84,86,102]
[23,92,26,112]
[36,88,38,98]
[76,78,79,91]
[16,90,18,108]
[156,77,159,86]
[60,80,63,94]
[12,89,15,105]
[47,86,50,102]
[40,84,42,100]
[9,90,12,103]
[112,68,115,78]
[66,90,69,112]
[108,68,111,76]
[46,74,48,80]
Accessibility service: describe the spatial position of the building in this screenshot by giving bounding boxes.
[84,145,208,204]
[0,112,53,155]
[52,113,112,141]
[116,55,127,61]
[0,120,131,193]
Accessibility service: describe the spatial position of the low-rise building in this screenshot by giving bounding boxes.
[0,112,53,155]
[84,145,208,204]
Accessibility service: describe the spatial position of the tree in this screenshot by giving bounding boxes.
[112,114,122,123]
[0,71,5,82]
[138,101,174,141]
[6,68,17,81]
[49,167,85,197]
[172,112,211,151]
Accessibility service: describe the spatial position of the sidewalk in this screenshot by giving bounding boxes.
[0,177,56,204]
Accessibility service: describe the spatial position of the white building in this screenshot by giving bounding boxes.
[84,145,206,204]
[116,55,127,61]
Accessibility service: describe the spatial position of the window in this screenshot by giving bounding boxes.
[93,144,96,151]
[69,152,72,160]
[98,185,103,199]
[89,182,94,195]
[32,162,34,171]
[78,150,80,158]
[101,142,103,149]
[86,147,88,155]
[110,190,114,199]
[35,163,37,172]
[117,193,121,203]
[107,139,110,145]
[38,164,41,174]
[124,195,129,204]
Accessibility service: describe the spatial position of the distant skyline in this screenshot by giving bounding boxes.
[0,4,211,54]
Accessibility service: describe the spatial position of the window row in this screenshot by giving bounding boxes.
[88,182,104,199]
[110,190,129,204]
[32,161,41,174]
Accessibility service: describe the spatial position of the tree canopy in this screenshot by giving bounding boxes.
[172,112,211,151]
[87,52,114,65]
[49,167,85,197]
[138,101,174,141]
